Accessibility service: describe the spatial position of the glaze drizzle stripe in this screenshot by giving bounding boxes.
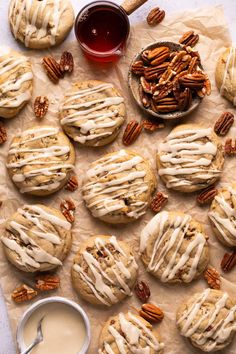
[178,289,236,351]
[140,211,207,282]
[73,236,137,305]
[82,150,148,219]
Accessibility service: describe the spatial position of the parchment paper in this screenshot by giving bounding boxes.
[0,5,236,354]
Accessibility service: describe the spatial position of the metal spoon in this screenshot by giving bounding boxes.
[21,316,44,354]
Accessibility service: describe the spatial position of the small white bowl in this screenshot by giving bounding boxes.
[17,296,91,354]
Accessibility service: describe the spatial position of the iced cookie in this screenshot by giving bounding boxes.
[6,126,75,196]
[215,47,236,106]
[71,235,138,306]
[140,211,209,283]
[1,204,72,272]
[82,149,156,224]
[60,80,126,147]
[209,184,236,248]
[0,48,33,118]
[9,0,74,49]
[98,312,164,353]
[176,288,236,352]
[157,124,224,192]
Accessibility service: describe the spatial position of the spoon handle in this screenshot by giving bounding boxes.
[121,0,148,15]
[21,340,38,354]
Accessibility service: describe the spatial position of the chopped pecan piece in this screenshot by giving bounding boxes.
[134,281,150,302]
[225,139,236,155]
[214,112,234,136]
[60,51,74,74]
[60,199,76,223]
[179,30,199,47]
[221,252,236,272]
[150,191,168,212]
[34,96,49,118]
[147,7,165,26]
[42,56,63,83]
[35,274,60,291]
[197,185,218,205]
[12,284,37,303]
[143,119,165,132]
[139,303,164,323]
[122,120,143,146]
[131,60,145,75]
[65,175,78,191]
[204,267,221,289]
[0,125,7,144]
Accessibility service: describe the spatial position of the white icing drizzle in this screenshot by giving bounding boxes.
[61,83,124,144]
[6,127,74,193]
[82,150,149,219]
[158,127,221,189]
[1,204,71,269]
[177,289,236,351]
[9,0,67,47]
[0,53,32,108]
[98,312,164,353]
[209,186,236,246]
[73,236,137,306]
[220,47,236,106]
[140,211,207,282]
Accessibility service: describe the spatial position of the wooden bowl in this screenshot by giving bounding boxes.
[128,41,203,120]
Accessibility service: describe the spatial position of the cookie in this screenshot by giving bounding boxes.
[82,149,156,224]
[71,235,138,306]
[9,0,74,49]
[209,184,236,248]
[60,80,126,147]
[157,124,224,192]
[98,312,164,353]
[0,48,33,118]
[1,204,72,272]
[6,126,75,196]
[140,211,209,283]
[176,288,236,352]
[215,47,236,106]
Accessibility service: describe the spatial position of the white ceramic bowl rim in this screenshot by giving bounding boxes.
[17,296,91,354]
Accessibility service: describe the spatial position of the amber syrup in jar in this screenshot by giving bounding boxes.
[75,1,130,62]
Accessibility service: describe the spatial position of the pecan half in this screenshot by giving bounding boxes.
[34,96,49,118]
[147,7,165,26]
[134,281,150,302]
[144,62,169,80]
[147,47,170,66]
[131,60,145,75]
[65,175,78,191]
[35,274,60,291]
[225,139,236,155]
[122,120,143,146]
[140,76,153,94]
[178,88,192,111]
[204,267,221,289]
[139,303,164,323]
[197,185,218,205]
[0,125,7,144]
[60,51,74,74]
[179,72,205,90]
[143,119,165,132]
[42,56,63,83]
[12,284,37,303]
[60,199,76,223]
[221,252,236,272]
[214,112,234,136]
[154,97,179,112]
[150,191,168,212]
[139,86,151,108]
[179,30,199,47]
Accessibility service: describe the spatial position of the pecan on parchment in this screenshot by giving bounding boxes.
[221,252,236,272]
[179,30,199,47]
[0,125,7,144]
[147,7,165,26]
[197,185,218,205]
[65,175,78,192]
[134,281,150,302]
[204,267,221,289]
[12,284,37,303]
[139,303,164,323]
[150,191,168,212]
[214,112,234,136]
[122,120,143,146]
[60,199,76,223]
[42,56,63,83]
[35,274,60,291]
[34,96,49,118]
[60,51,74,74]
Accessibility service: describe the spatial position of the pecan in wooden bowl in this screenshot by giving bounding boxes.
[128,41,210,120]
